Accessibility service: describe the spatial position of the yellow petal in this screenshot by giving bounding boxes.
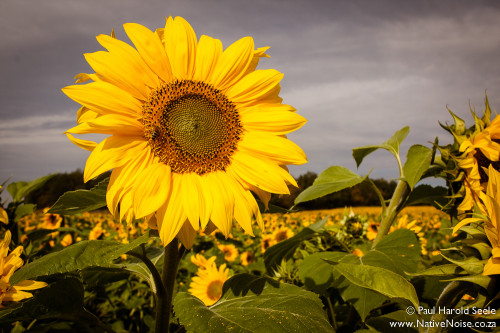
[244,46,270,76]
[106,148,154,216]
[62,81,142,117]
[198,175,214,230]
[452,217,484,234]
[123,22,173,83]
[65,133,97,151]
[163,16,197,80]
[230,151,292,194]
[0,207,9,225]
[239,106,306,134]
[84,136,148,182]
[210,36,254,91]
[76,106,99,124]
[84,51,150,101]
[74,72,100,83]
[226,69,283,103]
[66,114,143,136]
[158,174,187,245]
[96,34,159,89]
[180,173,205,231]
[13,280,48,291]
[205,172,234,236]
[238,132,307,165]
[193,35,222,82]
[232,186,255,236]
[133,163,172,218]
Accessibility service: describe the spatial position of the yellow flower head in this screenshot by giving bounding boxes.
[0,231,47,306]
[456,107,500,212]
[217,244,239,262]
[62,16,307,247]
[188,262,230,306]
[40,208,62,230]
[260,234,275,253]
[61,234,73,247]
[240,251,255,266]
[366,222,379,241]
[271,227,294,243]
[190,254,216,270]
[352,248,364,257]
[88,223,106,240]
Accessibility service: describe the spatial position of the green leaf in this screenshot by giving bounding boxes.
[7,174,56,203]
[48,177,109,215]
[405,185,448,207]
[14,204,36,221]
[439,253,486,275]
[403,145,431,189]
[174,273,334,333]
[352,127,409,167]
[264,217,328,273]
[124,246,164,293]
[362,229,421,276]
[294,166,366,204]
[10,232,149,285]
[407,264,466,277]
[442,274,493,290]
[329,262,419,309]
[298,252,348,294]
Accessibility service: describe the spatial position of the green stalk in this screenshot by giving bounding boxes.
[371,180,410,248]
[155,239,180,333]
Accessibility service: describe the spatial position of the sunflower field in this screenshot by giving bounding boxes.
[2,15,500,333]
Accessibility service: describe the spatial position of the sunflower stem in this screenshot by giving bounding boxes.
[371,180,410,248]
[156,239,180,333]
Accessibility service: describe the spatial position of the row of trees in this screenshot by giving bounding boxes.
[25,170,397,211]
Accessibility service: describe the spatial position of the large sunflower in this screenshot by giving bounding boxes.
[453,165,500,275]
[63,16,307,247]
[456,110,500,211]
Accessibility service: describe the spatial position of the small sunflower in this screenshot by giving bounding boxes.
[188,262,230,306]
[63,16,307,247]
[40,208,62,230]
[366,222,379,241]
[260,234,275,253]
[240,251,255,266]
[0,231,47,306]
[217,243,239,262]
[271,227,294,243]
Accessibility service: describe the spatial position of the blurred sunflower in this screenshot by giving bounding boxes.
[240,251,255,266]
[271,227,293,243]
[0,231,47,306]
[63,16,307,247]
[218,243,239,262]
[260,234,275,253]
[40,208,62,230]
[188,262,230,306]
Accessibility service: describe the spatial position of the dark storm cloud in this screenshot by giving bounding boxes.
[1,0,500,185]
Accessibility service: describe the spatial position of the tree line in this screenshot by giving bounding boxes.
[25,170,397,211]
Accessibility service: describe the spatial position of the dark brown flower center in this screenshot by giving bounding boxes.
[142,80,242,175]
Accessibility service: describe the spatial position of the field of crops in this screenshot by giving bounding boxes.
[6,205,452,331]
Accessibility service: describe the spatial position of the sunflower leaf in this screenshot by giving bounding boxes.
[10,232,148,285]
[329,262,419,309]
[294,166,366,205]
[7,174,56,203]
[48,177,109,215]
[352,126,409,168]
[403,144,432,190]
[174,274,334,333]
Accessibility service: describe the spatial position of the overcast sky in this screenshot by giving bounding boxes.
[2,0,500,192]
